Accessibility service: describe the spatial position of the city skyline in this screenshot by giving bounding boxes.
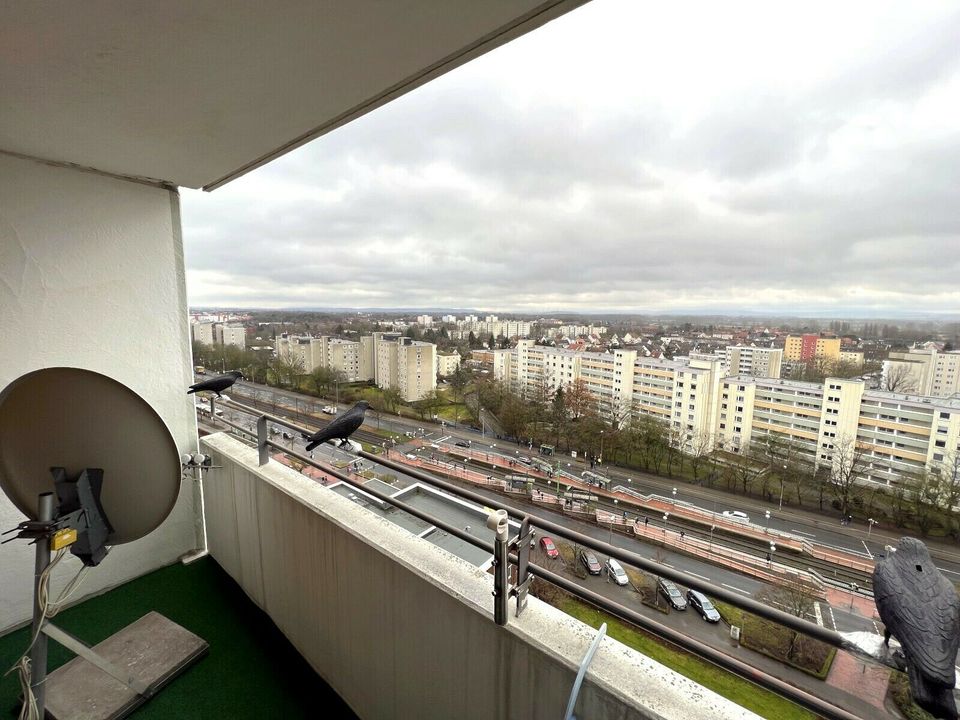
[182,0,960,314]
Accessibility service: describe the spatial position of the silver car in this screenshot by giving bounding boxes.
[605,558,629,586]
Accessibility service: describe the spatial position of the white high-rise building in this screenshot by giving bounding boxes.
[275,334,361,381]
[494,341,960,487]
[192,322,215,346]
[722,346,782,378]
[216,324,247,350]
[883,347,960,398]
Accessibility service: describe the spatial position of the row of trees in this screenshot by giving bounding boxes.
[474,370,960,539]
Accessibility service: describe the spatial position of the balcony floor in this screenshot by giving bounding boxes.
[1,556,358,719]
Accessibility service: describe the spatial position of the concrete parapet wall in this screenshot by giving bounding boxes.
[201,433,759,720]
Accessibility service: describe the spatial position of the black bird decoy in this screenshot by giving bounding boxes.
[305,401,369,451]
[874,537,960,720]
[187,370,244,398]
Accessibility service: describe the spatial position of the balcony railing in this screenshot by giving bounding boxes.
[202,397,896,720]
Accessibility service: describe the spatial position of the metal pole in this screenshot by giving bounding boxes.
[30,492,55,715]
[489,509,509,626]
[257,415,269,466]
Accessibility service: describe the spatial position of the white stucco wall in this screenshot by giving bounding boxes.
[0,152,201,632]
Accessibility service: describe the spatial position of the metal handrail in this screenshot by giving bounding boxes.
[214,398,862,641]
[206,399,875,720]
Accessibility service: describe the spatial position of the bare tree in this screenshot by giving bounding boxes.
[910,471,942,536]
[882,362,918,393]
[728,443,764,495]
[755,576,820,661]
[564,378,596,421]
[827,436,868,518]
[687,432,714,483]
[937,452,960,540]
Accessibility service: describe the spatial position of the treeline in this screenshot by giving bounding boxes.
[474,374,960,540]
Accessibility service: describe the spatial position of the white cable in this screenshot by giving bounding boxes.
[4,549,88,720]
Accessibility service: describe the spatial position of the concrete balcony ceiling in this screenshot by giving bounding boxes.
[0,1,586,190]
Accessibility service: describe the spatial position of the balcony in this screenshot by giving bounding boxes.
[194,431,757,719]
[0,553,357,719]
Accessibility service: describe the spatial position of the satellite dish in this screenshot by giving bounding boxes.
[0,367,181,544]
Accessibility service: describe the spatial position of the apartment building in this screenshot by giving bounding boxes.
[783,334,841,363]
[192,321,245,349]
[375,337,436,402]
[327,338,361,381]
[838,349,864,368]
[722,346,783,378]
[457,318,532,338]
[436,352,461,378]
[274,334,361,381]
[192,322,215,346]
[716,375,960,487]
[495,341,721,448]
[883,347,960,398]
[554,324,608,337]
[495,341,960,487]
[215,324,247,350]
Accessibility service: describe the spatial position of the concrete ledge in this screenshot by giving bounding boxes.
[201,433,759,720]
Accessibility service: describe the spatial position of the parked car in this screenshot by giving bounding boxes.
[539,536,559,559]
[322,406,337,415]
[657,578,687,610]
[686,589,721,622]
[518,455,532,465]
[455,440,470,448]
[405,453,417,460]
[721,510,750,523]
[579,550,602,575]
[605,558,629,586]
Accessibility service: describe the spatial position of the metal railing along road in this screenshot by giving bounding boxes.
[203,398,888,720]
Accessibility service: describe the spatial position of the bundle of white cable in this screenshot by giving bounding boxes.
[4,550,90,720]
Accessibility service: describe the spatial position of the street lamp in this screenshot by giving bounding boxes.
[610,498,619,543]
[672,487,677,507]
[779,464,786,510]
[663,512,670,535]
[599,430,605,464]
[867,518,876,541]
[764,510,771,533]
[768,542,776,566]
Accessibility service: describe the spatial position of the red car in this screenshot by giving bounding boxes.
[539,536,559,559]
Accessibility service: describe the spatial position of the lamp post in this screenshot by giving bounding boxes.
[672,487,677,508]
[768,542,776,567]
[663,512,670,536]
[610,498,619,543]
[867,518,876,541]
[764,510,771,534]
[599,430,605,465]
[779,464,786,510]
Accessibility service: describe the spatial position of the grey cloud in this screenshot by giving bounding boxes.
[181,4,960,313]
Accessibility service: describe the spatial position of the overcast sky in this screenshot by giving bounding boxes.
[181,0,960,316]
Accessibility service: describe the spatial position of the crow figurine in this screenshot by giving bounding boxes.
[305,401,369,451]
[874,537,960,720]
[187,370,244,398]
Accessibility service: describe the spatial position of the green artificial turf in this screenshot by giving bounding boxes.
[0,557,357,719]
